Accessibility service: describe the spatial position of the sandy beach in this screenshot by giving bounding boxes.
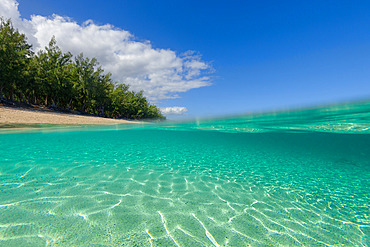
[0,106,136,125]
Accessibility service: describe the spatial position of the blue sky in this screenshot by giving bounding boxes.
[3,0,370,118]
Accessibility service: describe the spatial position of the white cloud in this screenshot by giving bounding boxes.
[0,0,18,20]
[0,0,212,101]
[160,107,188,115]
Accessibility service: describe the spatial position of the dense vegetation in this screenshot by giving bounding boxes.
[0,18,165,120]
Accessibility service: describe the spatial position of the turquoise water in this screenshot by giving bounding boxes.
[0,102,369,246]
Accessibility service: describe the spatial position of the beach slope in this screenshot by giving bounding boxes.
[0,106,135,125]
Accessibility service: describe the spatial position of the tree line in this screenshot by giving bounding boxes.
[0,18,165,120]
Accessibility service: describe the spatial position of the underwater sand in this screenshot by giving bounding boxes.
[0,102,369,246]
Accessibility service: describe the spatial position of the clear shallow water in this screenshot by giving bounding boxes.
[0,102,369,246]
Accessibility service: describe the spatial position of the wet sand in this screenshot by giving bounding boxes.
[0,106,135,125]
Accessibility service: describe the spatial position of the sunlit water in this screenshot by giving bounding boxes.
[0,102,369,246]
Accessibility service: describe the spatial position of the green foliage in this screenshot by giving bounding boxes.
[33,37,75,108]
[74,53,112,115]
[0,18,165,120]
[109,86,164,119]
[0,18,32,100]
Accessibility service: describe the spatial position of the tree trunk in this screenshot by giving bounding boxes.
[51,98,56,108]
[9,88,13,101]
[100,106,105,116]
[68,98,72,110]
[21,93,27,103]
[45,95,48,106]
[80,97,87,112]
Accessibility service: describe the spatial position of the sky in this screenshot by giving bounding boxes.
[1,0,370,118]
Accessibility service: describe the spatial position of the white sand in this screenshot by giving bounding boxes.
[0,106,136,125]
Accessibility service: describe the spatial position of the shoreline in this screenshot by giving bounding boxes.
[0,106,138,126]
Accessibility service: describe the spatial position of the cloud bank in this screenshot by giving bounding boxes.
[160,107,188,115]
[0,0,212,102]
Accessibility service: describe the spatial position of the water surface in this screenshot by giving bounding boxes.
[0,102,369,246]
